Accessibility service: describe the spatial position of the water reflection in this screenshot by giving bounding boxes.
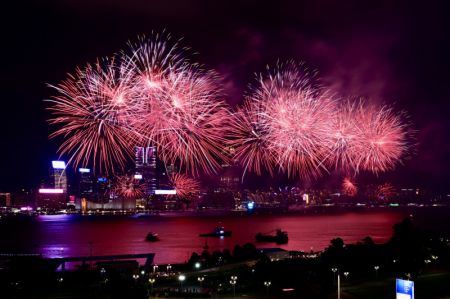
[1,212,406,264]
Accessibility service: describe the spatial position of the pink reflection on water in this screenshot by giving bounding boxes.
[30,212,405,264]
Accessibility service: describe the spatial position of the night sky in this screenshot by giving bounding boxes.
[1,0,450,192]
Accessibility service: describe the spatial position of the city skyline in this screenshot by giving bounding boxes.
[1,1,450,192]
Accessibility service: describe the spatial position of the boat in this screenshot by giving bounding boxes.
[199,226,232,237]
[255,229,288,244]
[145,232,160,242]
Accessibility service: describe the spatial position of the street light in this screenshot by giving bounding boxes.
[343,272,349,279]
[179,274,186,290]
[374,265,379,278]
[230,279,237,298]
[264,281,271,296]
[197,276,205,287]
[230,275,238,281]
[331,268,338,284]
[149,278,156,295]
[195,262,201,269]
[153,264,159,273]
[167,264,172,272]
[132,274,139,286]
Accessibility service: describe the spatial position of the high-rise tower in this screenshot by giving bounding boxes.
[78,168,94,200]
[51,161,67,193]
[135,146,157,196]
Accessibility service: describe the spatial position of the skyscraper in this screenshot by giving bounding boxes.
[135,146,157,196]
[51,160,67,193]
[96,177,110,203]
[78,168,94,200]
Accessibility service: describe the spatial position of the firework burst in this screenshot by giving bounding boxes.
[230,62,335,179]
[342,177,358,197]
[375,183,396,200]
[48,34,412,180]
[227,101,276,177]
[114,175,145,199]
[263,88,335,179]
[353,103,409,173]
[47,59,137,174]
[48,33,231,175]
[327,100,362,173]
[170,173,200,198]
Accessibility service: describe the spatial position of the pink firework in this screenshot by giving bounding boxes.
[122,36,231,175]
[170,173,200,198]
[342,177,358,197]
[328,99,362,173]
[130,67,231,175]
[263,88,335,179]
[48,34,231,176]
[353,103,409,173]
[375,183,396,200]
[228,100,277,176]
[47,59,137,175]
[114,175,145,199]
[234,61,335,179]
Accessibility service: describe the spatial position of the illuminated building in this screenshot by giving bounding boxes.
[158,162,177,191]
[37,188,66,210]
[95,177,110,203]
[218,164,240,192]
[135,146,157,196]
[78,168,94,200]
[51,160,67,193]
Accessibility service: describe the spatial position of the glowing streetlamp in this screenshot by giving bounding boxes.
[148,278,156,294]
[230,279,237,298]
[179,274,186,289]
[374,265,379,278]
[132,274,139,286]
[197,276,205,287]
[264,281,271,296]
[331,268,338,284]
[195,262,201,270]
[153,264,159,273]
